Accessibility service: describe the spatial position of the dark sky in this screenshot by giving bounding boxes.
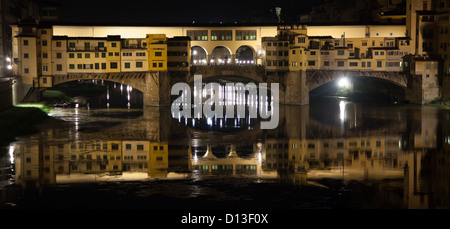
[50,0,321,24]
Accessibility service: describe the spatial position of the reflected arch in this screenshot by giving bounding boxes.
[235,45,256,65]
[210,46,232,65]
[191,46,208,66]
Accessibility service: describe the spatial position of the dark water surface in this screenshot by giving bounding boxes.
[1,95,449,210]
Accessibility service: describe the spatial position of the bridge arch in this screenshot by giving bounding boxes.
[210,46,232,65]
[306,70,408,92]
[52,72,152,93]
[191,45,208,66]
[235,45,256,65]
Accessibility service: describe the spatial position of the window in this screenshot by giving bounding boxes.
[101,63,106,69]
[310,51,316,55]
[56,53,62,59]
[362,62,366,67]
[95,63,99,69]
[69,64,75,69]
[101,53,106,58]
[42,77,47,84]
[160,146,164,150]
[337,61,344,67]
[153,63,157,68]
[211,30,232,41]
[69,53,74,58]
[375,51,379,56]
[155,52,162,56]
[349,62,358,67]
[77,64,83,69]
[137,145,144,150]
[84,42,90,50]
[85,53,90,58]
[187,30,208,41]
[41,30,47,34]
[426,63,431,69]
[367,61,371,67]
[24,40,28,46]
[98,42,105,47]
[56,41,62,47]
[126,144,132,150]
[108,52,113,56]
[337,50,345,55]
[377,61,382,68]
[136,52,146,56]
[235,30,256,40]
[158,63,163,67]
[136,62,143,68]
[95,53,99,58]
[56,64,62,71]
[308,61,316,66]
[42,40,48,46]
[43,65,48,72]
[297,37,306,43]
[77,53,82,58]
[324,61,330,66]
[124,62,130,68]
[111,42,117,47]
[24,53,29,59]
[24,68,29,73]
[69,42,75,48]
[110,62,118,69]
[292,62,297,66]
[153,146,158,151]
[114,52,119,56]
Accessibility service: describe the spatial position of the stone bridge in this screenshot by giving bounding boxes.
[49,66,421,105]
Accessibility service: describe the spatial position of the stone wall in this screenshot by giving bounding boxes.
[0,79,12,112]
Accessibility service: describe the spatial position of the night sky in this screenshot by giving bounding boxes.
[50,0,321,24]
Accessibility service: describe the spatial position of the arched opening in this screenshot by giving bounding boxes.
[43,80,143,109]
[235,45,255,65]
[191,46,208,66]
[210,46,232,65]
[310,77,406,104]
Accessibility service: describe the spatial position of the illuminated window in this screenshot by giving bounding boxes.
[211,30,232,41]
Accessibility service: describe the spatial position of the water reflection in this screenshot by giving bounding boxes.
[1,97,450,209]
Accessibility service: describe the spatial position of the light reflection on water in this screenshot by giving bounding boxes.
[1,94,450,209]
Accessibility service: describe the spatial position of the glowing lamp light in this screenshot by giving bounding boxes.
[193,50,198,55]
[338,77,350,88]
[7,65,12,70]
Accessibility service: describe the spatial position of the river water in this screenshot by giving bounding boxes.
[1,83,450,210]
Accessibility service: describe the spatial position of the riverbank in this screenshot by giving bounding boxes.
[0,106,56,150]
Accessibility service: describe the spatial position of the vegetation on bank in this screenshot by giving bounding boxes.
[0,106,51,150]
[42,83,107,104]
